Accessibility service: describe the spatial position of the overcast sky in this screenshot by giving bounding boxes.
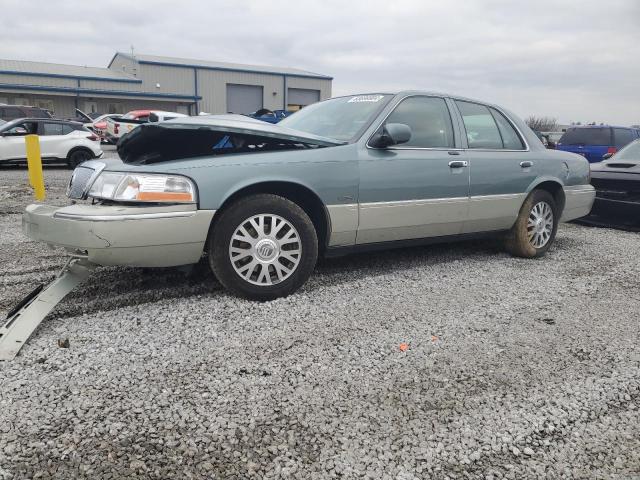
[1,0,638,125]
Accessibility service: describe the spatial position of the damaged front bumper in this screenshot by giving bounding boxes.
[23,203,216,267]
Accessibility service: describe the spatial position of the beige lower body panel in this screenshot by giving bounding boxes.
[326,204,358,246]
[561,185,596,222]
[462,193,526,233]
[356,198,467,244]
[23,204,215,267]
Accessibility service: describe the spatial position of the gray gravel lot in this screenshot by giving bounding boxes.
[1,164,639,479]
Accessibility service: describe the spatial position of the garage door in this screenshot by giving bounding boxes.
[288,88,320,107]
[226,84,263,114]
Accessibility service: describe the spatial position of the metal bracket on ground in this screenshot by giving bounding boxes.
[0,258,96,361]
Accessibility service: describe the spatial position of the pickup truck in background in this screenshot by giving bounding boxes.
[104,110,188,143]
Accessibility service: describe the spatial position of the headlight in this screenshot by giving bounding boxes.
[88,172,197,203]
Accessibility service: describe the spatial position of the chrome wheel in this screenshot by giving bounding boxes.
[527,201,554,248]
[229,214,302,286]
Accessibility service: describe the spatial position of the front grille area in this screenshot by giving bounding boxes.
[67,166,96,199]
[591,178,640,203]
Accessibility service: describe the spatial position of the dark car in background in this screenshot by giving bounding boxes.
[0,104,53,121]
[556,125,640,163]
[583,139,640,229]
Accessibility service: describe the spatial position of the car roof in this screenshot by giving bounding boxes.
[0,104,46,109]
[566,125,634,129]
[339,90,509,110]
[6,117,83,125]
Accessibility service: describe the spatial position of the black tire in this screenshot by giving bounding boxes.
[67,149,92,169]
[208,194,318,300]
[505,189,559,258]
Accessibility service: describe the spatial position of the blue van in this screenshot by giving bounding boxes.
[556,125,640,163]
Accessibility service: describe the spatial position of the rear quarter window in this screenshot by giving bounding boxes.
[613,128,636,148]
[559,127,611,146]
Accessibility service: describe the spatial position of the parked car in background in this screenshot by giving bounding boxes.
[556,125,640,162]
[23,91,594,300]
[0,104,53,121]
[249,108,293,124]
[104,110,188,143]
[71,109,121,142]
[582,139,640,229]
[0,118,102,167]
[541,131,564,149]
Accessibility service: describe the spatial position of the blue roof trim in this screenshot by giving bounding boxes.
[138,60,334,80]
[0,69,141,83]
[0,83,201,100]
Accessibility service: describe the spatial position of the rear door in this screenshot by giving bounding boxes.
[38,122,68,158]
[452,100,535,233]
[356,95,469,243]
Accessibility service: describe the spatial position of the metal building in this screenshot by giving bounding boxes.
[0,52,333,118]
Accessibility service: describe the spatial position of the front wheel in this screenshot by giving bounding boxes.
[505,189,558,258]
[208,194,318,300]
[67,149,92,169]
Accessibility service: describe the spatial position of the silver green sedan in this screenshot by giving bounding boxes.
[23,91,595,300]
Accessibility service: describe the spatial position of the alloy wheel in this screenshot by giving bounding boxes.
[229,214,302,286]
[527,201,554,248]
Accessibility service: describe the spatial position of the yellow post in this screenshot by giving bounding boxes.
[25,135,46,201]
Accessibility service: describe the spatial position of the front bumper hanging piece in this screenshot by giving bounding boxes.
[0,258,96,361]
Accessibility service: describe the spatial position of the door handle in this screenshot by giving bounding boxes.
[447,151,461,155]
[448,160,468,168]
[520,161,533,168]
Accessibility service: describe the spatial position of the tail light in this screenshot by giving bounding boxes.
[114,123,120,134]
[607,147,617,155]
[87,134,99,141]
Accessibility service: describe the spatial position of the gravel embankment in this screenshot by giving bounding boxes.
[1,166,639,479]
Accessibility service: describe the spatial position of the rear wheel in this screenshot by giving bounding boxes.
[208,194,318,300]
[67,149,92,169]
[505,189,558,258]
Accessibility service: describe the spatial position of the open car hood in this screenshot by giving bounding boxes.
[117,114,345,164]
[75,108,94,123]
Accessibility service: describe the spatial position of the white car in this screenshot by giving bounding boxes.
[105,110,188,143]
[0,118,103,168]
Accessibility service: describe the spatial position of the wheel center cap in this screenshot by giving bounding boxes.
[255,239,278,262]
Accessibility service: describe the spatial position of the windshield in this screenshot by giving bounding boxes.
[559,127,611,146]
[279,94,391,141]
[614,139,640,160]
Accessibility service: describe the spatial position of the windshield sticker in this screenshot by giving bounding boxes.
[347,95,384,103]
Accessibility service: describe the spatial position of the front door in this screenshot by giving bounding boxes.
[356,95,469,244]
[0,121,39,160]
[452,100,537,233]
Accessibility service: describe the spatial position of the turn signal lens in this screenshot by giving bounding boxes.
[88,172,196,203]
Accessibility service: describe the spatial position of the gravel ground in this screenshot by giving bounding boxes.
[1,164,639,480]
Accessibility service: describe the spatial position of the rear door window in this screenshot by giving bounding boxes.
[455,101,503,149]
[62,124,74,135]
[559,128,611,146]
[613,128,635,148]
[42,123,64,136]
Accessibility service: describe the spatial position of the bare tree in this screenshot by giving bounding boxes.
[525,116,559,132]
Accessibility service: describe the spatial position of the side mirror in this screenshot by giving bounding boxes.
[370,123,412,148]
[602,152,614,160]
